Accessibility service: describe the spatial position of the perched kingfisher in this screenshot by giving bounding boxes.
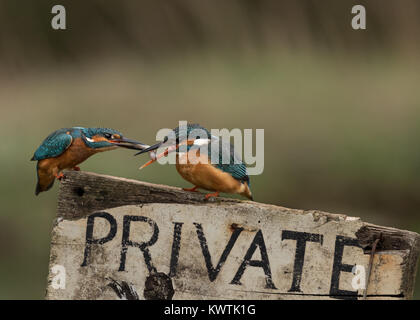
[31,127,147,195]
[135,124,253,200]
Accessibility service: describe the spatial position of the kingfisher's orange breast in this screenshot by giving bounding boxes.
[175,150,243,193]
[55,138,98,170]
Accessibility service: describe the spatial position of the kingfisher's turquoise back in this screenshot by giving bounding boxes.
[32,127,123,161]
[31,128,76,161]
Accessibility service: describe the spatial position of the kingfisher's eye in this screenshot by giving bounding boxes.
[104,133,112,139]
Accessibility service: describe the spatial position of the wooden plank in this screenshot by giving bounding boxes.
[46,170,420,300]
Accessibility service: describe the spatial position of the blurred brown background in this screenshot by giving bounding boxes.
[0,0,419,299]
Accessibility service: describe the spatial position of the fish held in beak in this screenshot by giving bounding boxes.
[138,143,178,170]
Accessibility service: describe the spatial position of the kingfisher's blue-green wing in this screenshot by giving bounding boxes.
[31,128,73,161]
[211,138,250,184]
[217,162,249,182]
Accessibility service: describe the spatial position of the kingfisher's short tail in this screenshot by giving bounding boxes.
[35,163,55,195]
[35,178,55,195]
[241,181,253,201]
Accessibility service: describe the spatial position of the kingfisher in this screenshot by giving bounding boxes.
[135,124,253,200]
[31,127,147,195]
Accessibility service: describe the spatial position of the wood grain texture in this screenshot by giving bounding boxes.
[47,170,420,300]
[57,170,242,220]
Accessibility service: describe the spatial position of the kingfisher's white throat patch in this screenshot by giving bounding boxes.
[193,138,211,146]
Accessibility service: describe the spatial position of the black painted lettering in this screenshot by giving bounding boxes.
[231,230,277,289]
[330,235,361,299]
[194,223,243,282]
[282,230,323,292]
[169,222,183,277]
[118,215,159,273]
[81,212,117,267]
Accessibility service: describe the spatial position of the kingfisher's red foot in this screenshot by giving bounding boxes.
[205,191,220,200]
[54,172,65,180]
[183,186,200,192]
[73,166,81,171]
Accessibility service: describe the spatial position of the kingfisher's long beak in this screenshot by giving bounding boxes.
[134,142,162,156]
[109,137,149,151]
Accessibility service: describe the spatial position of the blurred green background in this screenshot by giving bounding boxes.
[0,0,419,299]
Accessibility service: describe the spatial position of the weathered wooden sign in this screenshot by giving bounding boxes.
[46,171,420,300]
